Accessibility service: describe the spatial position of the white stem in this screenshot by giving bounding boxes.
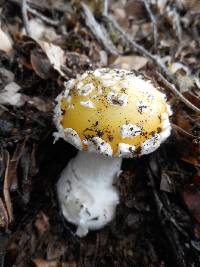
[57,151,122,237]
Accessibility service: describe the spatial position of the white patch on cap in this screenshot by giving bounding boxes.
[64,79,76,91]
[83,137,113,156]
[160,113,171,141]
[67,104,75,109]
[161,113,171,129]
[120,77,138,89]
[64,128,82,150]
[167,103,173,116]
[160,92,167,101]
[134,76,155,92]
[147,94,155,101]
[66,95,72,103]
[53,93,65,143]
[97,87,103,95]
[137,100,148,114]
[118,143,136,158]
[107,91,128,107]
[141,134,161,155]
[77,83,94,96]
[102,80,117,87]
[120,124,142,138]
[53,131,63,143]
[79,72,88,80]
[80,100,95,109]
[101,73,113,80]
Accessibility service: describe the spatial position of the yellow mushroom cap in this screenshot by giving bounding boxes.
[54,68,172,158]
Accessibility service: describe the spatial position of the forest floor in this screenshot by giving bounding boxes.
[0,0,200,266]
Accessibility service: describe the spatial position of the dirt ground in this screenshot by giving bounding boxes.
[0,0,200,266]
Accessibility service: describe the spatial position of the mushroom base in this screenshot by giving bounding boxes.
[57,151,122,237]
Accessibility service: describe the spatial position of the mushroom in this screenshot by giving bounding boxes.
[54,68,172,237]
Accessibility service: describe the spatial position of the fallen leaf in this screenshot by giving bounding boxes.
[160,172,173,193]
[28,97,53,112]
[182,184,200,224]
[183,91,200,108]
[181,154,200,168]
[181,143,200,167]
[157,0,168,14]
[39,41,66,77]
[169,62,190,75]
[0,82,25,107]
[112,55,148,70]
[22,18,59,42]
[0,197,9,228]
[32,258,58,267]
[193,171,200,184]
[9,139,28,191]
[3,150,13,223]
[35,212,50,235]
[30,48,53,79]
[0,27,12,53]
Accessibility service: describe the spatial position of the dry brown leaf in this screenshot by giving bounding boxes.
[175,110,193,132]
[112,55,148,70]
[0,27,12,54]
[193,170,200,184]
[35,212,50,235]
[9,139,28,191]
[182,184,200,224]
[176,74,195,93]
[22,19,59,42]
[125,0,147,19]
[3,150,13,223]
[30,48,53,79]
[176,0,200,10]
[0,197,9,228]
[181,154,200,168]
[0,82,25,107]
[28,97,53,112]
[32,258,58,267]
[39,41,66,77]
[183,91,200,108]
[169,62,190,75]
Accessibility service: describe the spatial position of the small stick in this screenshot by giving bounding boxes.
[172,124,198,139]
[22,0,31,36]
[27,6,60,26]
[103,0,109,16]
[173,8,182,43]
[157,72,200,113]
[105,14,174,82]
[81,2,118,55]
[142,0,158,51]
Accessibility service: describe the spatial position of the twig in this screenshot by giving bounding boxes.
[173,7,183,57]
[147,161,187,267]
[147,161,187,236]
[22,0,31,36]
[103,0,109,17]
[27,6,59,26]
[157,72,200,113]
[81,2,118,55]
[142,0,158,51]
[173,8,182,43]
[3,151,13,223]
[172,123,198,139]
[104,14,174,82]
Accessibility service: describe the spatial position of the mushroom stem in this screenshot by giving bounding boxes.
[57,151,122,237]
